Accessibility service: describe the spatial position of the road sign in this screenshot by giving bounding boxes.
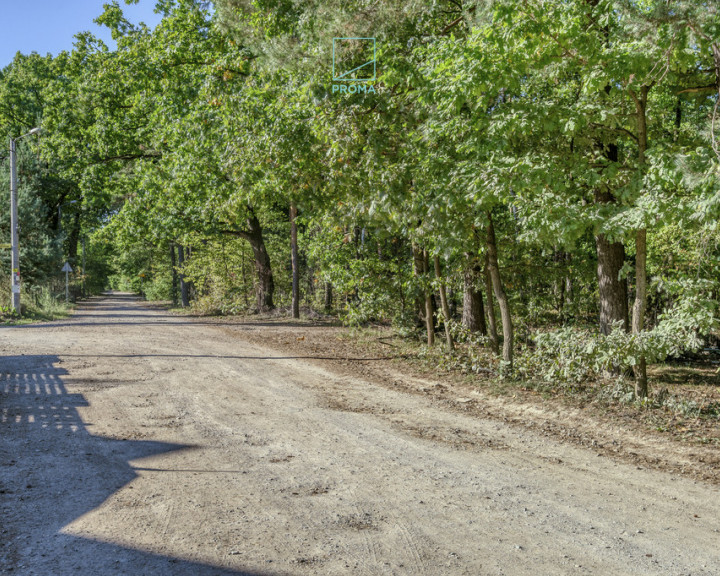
[62,262,73,273]
[0,243,11,249]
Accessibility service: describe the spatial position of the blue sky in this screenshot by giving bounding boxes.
[0,0,164,69]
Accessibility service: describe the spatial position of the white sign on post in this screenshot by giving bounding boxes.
[62,262,73,273]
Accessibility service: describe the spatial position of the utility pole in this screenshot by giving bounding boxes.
[8,127,41,315]
[9,138,20,312]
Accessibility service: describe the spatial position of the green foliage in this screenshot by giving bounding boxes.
[306,218,413,325]
[519,282,719,387]
[178,236,258,313]
[0,0,718,401]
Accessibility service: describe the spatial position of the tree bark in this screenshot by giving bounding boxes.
[412,243,426,327]
[290,203,299,319]
[553,248,566,314]
[486,213,513,368]
[186,246,197,301]
[633,229,648,396]
[324,281,333,312]
[564,252,573,309]
[448,286,457,319]
[170,241,178,306]
[484,256,499,354]
[595,227,628,335]
[630,84,651,398]
[594,141,629,337]
[434,255,454,351]
[246,207,275,312]
[462,253,487,335]
[421,248,435,346]
[177,245,190,308]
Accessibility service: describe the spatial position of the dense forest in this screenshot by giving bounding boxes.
[1,0,718,398]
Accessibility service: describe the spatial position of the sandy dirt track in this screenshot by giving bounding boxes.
[1,293,719,575]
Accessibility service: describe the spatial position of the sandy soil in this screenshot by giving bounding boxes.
[1,293,719,575]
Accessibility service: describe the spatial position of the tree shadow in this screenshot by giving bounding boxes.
[0,354,280,575]
[62,353,404,361]
[651,364,720,387]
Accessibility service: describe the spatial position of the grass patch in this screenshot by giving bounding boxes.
[0,287,73,325]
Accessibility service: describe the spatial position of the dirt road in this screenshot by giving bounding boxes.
[1,293,719,575]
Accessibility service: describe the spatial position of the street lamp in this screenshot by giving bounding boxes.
[9,127,42,314]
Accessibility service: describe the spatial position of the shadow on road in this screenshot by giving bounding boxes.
[0,354,279,575]
[62,353,404,361]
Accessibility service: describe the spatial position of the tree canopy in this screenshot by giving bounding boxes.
[1,0,718,396]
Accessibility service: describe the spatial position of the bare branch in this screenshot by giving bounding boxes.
[676,84,717,95]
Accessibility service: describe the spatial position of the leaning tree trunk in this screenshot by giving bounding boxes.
[630,84,651,398]
[177,245,190,308]
[170,241,178,306]
[421,248,435,347]
[434,255,454,352]
[290,203,300,319]
[486,213,513,368]
[246,207,275,312]
[484,256,499,354]
[462,253,487,335]
[412,242,427,328]
[185,246,197,301]
[553,248,566,315]
[633,229,648,396]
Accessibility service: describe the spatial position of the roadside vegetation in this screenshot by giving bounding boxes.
[1,1,718,419]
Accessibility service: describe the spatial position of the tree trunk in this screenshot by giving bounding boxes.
[170,241,178,307]
[177,245,190,308]
[434,255,454,352]
[290,203,300,319]
[630,84,651,398]
[246,207,275,311]
[186,246,197,301]
[412,243,426,328]
[594,176,629,336]
[484,256,499,354]
[462,253,487,335]
[553,248,566,314]
[486,213,513,368]
[421,248,435,346]
[564,256,573,309]
[593,66,630,334]
[324,281,333,312]
[595,230,628,335]
[448,286,457,319]
[633,229,648,396]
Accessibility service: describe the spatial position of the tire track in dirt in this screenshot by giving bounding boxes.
[1,293,719,575]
